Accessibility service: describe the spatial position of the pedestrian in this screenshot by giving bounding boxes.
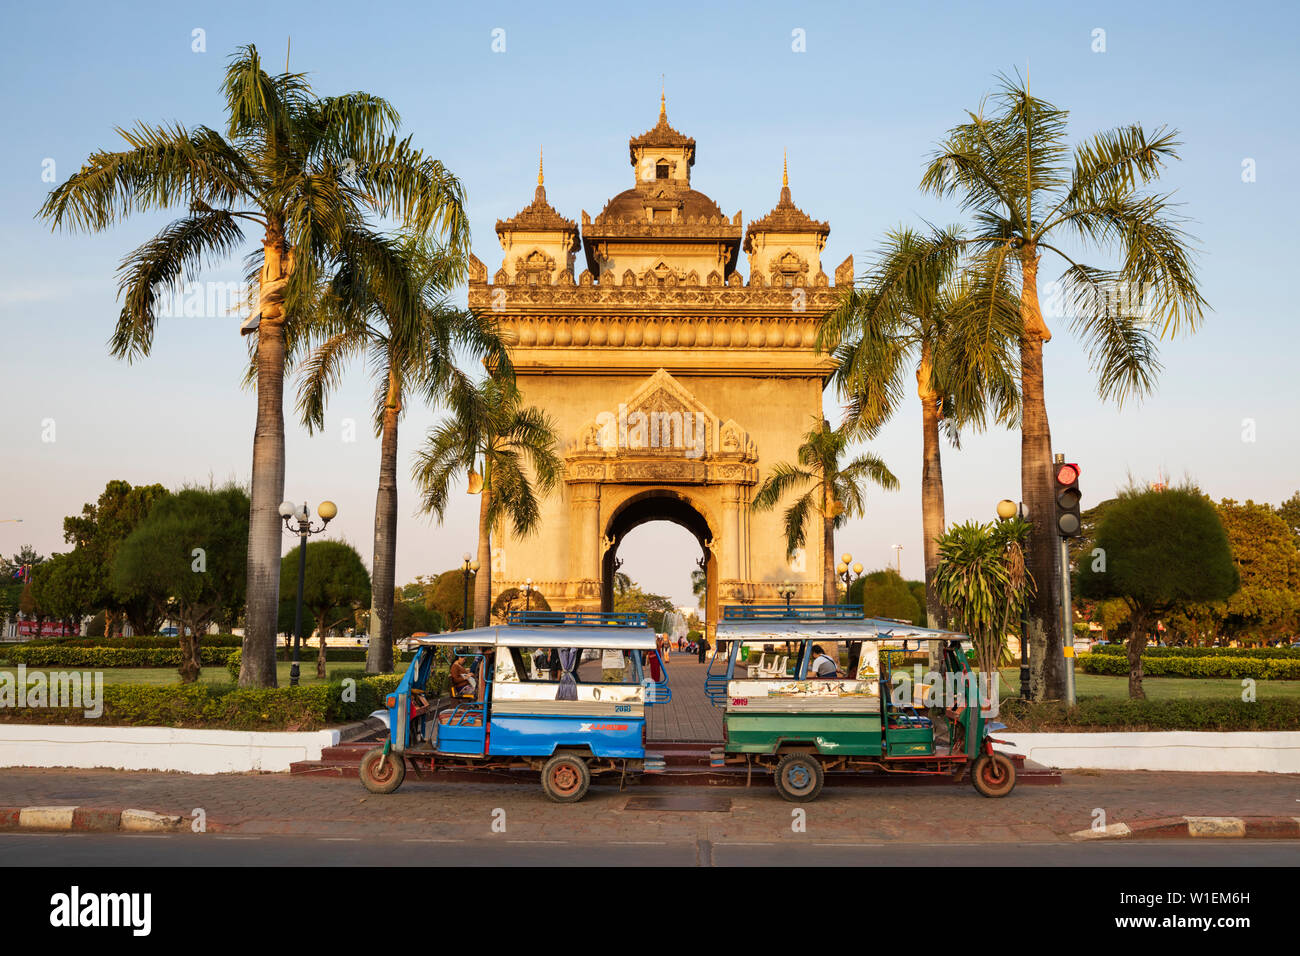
[697,634,708,663]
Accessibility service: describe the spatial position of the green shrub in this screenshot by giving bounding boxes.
[0,674,404,731]
[999,697,1300,732]
[226,648,242,681]
[1088,644,1300,659]
[1,643,409,669]
[1077,653,1300,680]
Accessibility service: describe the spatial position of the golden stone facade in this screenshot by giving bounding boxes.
[468,99,852,633]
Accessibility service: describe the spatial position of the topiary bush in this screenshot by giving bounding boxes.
[1077,652,1300,679]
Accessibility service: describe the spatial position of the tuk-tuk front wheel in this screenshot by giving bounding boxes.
[541,754,591,803]
[774,753,824,802]
[359,747,406,794]
[971,752,1016,798]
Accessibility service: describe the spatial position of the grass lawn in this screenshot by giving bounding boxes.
[0,662,374,687]
[996,668,1300,701]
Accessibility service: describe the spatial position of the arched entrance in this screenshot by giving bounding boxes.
[600,490,719,635]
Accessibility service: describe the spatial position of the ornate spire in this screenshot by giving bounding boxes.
[538,146,544,186]
[744,159,830,253]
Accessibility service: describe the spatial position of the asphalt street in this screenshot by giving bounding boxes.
[2,832,1297,866]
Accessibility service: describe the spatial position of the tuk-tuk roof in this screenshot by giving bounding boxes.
[714,617,967,643]
[409,625,658,651]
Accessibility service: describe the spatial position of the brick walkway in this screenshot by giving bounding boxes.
[0,768,1295,844]
[647,659,723,742]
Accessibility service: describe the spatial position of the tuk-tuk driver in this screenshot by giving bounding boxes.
[450,656,473,697]
[809,644,839,679]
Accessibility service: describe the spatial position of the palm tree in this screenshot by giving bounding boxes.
[37,45,468,686]
[412,372,561,625]
[296,236,510,673]
[918,73,1206,699]
[819,226,1020,627]
[751,419,899,605]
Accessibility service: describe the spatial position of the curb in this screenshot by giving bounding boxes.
[0,805,185,833]
[1070,815,1300,841]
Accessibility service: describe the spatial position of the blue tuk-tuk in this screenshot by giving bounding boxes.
[359,611,669,802]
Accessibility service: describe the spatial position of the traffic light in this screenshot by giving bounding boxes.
[1054,461,1082,537]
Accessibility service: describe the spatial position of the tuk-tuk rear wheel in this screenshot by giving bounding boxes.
[971,752,1016,798]
[773,753,824,802]
[541,754,591,803]
[359,747,406,794]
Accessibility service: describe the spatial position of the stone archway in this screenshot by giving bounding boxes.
[600,489,719,635]
[471,104,855,626]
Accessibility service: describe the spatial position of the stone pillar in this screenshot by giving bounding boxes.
[720,483,743,600]
[568,482,602,609]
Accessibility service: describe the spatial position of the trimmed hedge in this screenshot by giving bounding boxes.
[2,644,410,669]
[1089,644,1300,660]
[998,697,1300,732]
[0,675,404,731]
[1077,653,1300,680]
[23,634,244,650]
[3,645,239,668]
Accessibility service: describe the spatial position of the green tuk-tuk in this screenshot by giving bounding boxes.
[704,604,1016,802]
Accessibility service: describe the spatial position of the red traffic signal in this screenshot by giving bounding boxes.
[1054,461,1082,538]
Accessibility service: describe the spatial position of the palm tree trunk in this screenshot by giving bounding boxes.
[239,238,291,688]
[316,610,328,680]
[1125,606,1148,700]
[918,351,946,629]
[367,367,401,674]
[822,482,837,606]
[474,479,492,627]
[1018,250,1065,701]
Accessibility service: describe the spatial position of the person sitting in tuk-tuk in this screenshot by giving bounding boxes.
[450,656,473,697]
[809,644,838,679]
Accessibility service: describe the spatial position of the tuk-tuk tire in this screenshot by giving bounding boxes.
[359,747,406,794]
[971,752,1016,797]
[541,754,591,803]
[773,753,824,802]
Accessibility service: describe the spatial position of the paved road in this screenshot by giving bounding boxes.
[2,832,1297,866]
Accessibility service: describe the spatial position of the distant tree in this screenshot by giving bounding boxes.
[29,550,101,635]
[612,584,677,632]
[2,547,45,628]
[849,569,924,625]
[63,479,169,637]
[113,485,250,681]
[1214,498,1300,643]
[391,599,443,643]
[1078,486,1237,697]
[690,568,706,609]
[1276,491,1300,550]
[426,568,476,630]
[279,540,371,679]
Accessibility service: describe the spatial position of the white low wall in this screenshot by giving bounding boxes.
[0,725,341,774]
[998,731,1300,773]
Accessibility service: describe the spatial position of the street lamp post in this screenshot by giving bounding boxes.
[997,498,1031,701]
[523,578,533,612]
[777,580,796,609]
[278,499,337,687]
[836,553,864,597]
[461,553,480,630]
[892,544,903,576]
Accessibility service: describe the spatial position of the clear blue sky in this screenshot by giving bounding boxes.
[2,0,1297,608]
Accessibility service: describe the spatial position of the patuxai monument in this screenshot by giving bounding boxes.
[467,96,853,635]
